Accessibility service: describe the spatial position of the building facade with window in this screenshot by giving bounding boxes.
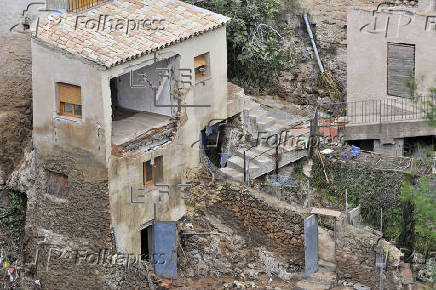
[345,2,436,156]
[31,0,229,258]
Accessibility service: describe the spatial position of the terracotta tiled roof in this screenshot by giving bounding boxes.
[35,0,230,68]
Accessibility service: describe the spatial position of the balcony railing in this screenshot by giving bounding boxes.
[311,96,436,141]
[320,96,436,126]
[46,0,107,12]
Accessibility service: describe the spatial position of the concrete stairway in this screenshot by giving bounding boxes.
[220,99,310,183]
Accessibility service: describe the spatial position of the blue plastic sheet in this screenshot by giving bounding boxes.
[340,145,361,159]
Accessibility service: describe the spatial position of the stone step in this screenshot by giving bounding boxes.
[249,107,267,119]
[306,269,336,286]
[264,122,287,135]
[221,148,307,181]
[245,100,260,113]
[279,149,308,168]
[234,149,273,165]
[251,144,276,155]
[294,280,330,290]
[227,155,260,173]
[219,167,243,182]
[256,116,276,130]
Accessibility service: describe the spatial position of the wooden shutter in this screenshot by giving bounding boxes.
[144,161,153,184]
[194,54,207,69]
[58,83,81,105]
[69,0,101,10]
[387,43,415,98]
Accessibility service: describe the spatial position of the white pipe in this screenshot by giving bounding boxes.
[304,14,324,73]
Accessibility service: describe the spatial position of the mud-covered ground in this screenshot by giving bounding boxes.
[0,0,33,183]
[0,1,33,288]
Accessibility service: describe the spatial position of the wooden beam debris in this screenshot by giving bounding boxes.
[311,207,341,218]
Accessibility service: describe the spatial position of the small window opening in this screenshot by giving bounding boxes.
[57,83,82,118]
[143,160,153,185]
[194,53,209,80]
[47,171,68,196]
[143,156,163,185]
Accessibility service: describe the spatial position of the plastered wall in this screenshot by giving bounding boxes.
[104,26,228,254]
[32,40,107,166]
[347,7,436,101]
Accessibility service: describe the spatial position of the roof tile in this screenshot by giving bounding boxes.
[35,0,230,68]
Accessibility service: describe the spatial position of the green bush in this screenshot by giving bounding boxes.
[0,187,27,241]
[401,176,436,256]
[311,156,405,241]
[184,0,290,91]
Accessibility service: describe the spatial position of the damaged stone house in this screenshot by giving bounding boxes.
[345,0,436,156]
[28,0,230,281]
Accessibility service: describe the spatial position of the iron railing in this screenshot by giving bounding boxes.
[312,96,436,141]
[329,96,435,125]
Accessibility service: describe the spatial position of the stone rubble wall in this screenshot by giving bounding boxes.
[336,220,403,289]
[7,149,153,288]
[187,167,404,287]
[217,184,307,266]
[186,169,309,268]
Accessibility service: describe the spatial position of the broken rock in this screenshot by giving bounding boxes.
[353,283,370,290]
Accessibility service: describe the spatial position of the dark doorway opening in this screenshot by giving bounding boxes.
[404,135,435,157]
[202,120,226,168]
[141,225,152,261]
[347,139,374,151]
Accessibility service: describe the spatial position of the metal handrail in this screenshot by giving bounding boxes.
[318,95,435,125]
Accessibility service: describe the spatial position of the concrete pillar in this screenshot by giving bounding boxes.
[374,138,404,157]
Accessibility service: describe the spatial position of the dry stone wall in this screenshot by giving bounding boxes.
[217,185,307,266]
[336,220,403,289]
[186,168,404,288]
[186,169,309,268]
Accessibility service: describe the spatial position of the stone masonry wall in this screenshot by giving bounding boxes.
[8,149,154,288]
[186,168,309,268]
[10,149,114,288]
[218,185,307,266]
[336,220,403,289]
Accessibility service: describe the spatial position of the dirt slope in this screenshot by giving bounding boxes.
[0,0,33,182]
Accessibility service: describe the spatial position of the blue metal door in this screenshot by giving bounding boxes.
[152,221,177,279]
[304,214,318,275]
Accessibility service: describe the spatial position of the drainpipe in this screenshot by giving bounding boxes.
[275,133,279,176]
[304,14,324,73]
[243,151,246,184]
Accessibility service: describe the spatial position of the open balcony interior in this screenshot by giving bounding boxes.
[112,108,172,146]
[111,56,178,146]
